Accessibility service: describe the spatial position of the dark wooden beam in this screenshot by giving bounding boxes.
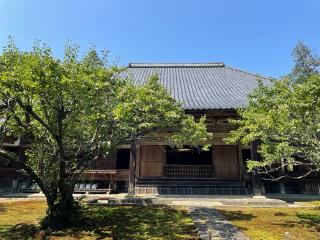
[251,141,262,195]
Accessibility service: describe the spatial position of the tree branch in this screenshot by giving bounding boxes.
[15,98,58,139]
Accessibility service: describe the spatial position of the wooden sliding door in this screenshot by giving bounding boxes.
[139,145,165,177]
[214,145,240,180]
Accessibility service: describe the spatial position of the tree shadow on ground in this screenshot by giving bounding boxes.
[274,212,288,217]
[84,205,198,239]
[296,213,320,231]
[1,205,198,240]
[0,203,6,213]
[298,213,320,224]
[270,212,320,234]
[0,223,38,240]
[218,209,256,221]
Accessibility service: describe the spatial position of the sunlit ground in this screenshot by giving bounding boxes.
[0,200,198,240]
[218,205,320,240]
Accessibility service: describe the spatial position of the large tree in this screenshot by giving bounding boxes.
[0,40,212,227]
[0,40,128,227]
[226,45,320,179]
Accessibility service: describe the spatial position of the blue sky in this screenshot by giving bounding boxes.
[0,0,319,77]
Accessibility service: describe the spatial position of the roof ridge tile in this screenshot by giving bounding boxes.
[128,63,225,68]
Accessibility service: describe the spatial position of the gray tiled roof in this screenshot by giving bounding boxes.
[119,63,270,110]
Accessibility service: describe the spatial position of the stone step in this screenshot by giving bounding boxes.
[136,178,246,187]
[135,186,248,195]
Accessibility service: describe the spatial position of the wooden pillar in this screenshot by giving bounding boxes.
[261,182,266,194]
[251,141,262,196]
[212,144,216,178]
[128,139,137,195]
[12,178,18,192]
[280,182,286,194]
[238,145,245,181]
[135,144,140,177]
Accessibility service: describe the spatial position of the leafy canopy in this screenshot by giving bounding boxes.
[226,42,320,179]
[0,39,131,224]
[226,74,320,177]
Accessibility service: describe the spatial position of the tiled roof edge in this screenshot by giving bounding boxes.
[128,62,225,68]
[224,65,271,79]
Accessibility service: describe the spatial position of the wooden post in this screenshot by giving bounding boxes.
[12,178,18,192]
[128,139,137,195]
[261,182,266,194]
[212,144,215,178]
[251,141,262,196]
[280,182,286,194]
[136,144,140,177]
[238,145,244,181]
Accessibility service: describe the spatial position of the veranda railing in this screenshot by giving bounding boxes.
[164,164,214,179]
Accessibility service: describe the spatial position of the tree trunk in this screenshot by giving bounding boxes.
[128,139,137,195]
[45,192,56,218]
[59,181,75,208]
[43,181,77,229]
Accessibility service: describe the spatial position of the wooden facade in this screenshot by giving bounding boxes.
[0,109,258,194]
[88,110,244,178]
[2,108,319,195]
[132,144,243,180]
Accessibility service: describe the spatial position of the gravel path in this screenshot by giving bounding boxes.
[190,207,249,240]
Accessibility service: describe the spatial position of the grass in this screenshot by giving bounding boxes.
[0,200,47,239]
[300,200,320,207]
[3,199,320,240]
[218,206,320,240]
[0,200,199,240]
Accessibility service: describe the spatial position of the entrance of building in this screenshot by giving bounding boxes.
[164,146,214,179]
